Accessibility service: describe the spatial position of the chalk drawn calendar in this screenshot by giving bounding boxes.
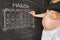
[2,8,35,31]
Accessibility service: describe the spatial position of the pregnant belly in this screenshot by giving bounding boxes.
[42,14,60,30]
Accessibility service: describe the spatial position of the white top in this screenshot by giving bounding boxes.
[41,28,60,40]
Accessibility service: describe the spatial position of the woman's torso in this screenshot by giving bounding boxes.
[42,1,60,30]
[42,12,60,30]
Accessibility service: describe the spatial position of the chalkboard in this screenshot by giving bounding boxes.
[2,8,35,31]
[0,0,43,40]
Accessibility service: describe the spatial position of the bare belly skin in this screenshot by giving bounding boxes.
[42,12,60,30]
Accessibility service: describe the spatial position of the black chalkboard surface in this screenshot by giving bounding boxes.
[0,0,44,40]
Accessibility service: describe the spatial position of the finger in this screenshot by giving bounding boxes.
[31,11,35,14]
[28,12,32,14]
[29,11,35,14]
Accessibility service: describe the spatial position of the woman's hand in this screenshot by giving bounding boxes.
[29,11,36,16]
[48,10,60,19]
[29,11,45,18]
[48,10,57,19]
[56,13,60,19]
